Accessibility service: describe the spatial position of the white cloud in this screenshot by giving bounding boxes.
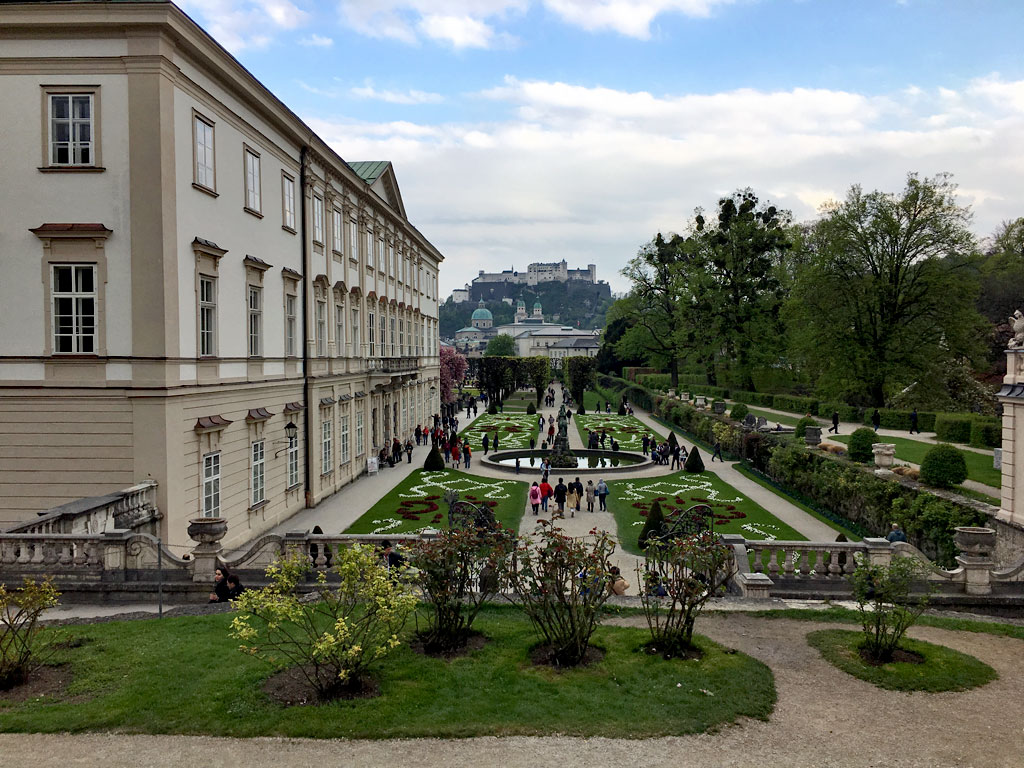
[304,74,1024,296]
[418,14,496,48]
[178,0,310,51]
[300,33,334,46]
[543,0,735,38]
[351,82,445,104]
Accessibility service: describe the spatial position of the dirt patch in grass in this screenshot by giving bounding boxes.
[261,665,380,707]
[0,664,73,704]
[410,631,488,660]
[859,647,925,666]
[528,643,605,669]
[640,640,706,661]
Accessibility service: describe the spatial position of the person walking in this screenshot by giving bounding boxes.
[482,433,490,455]
[909,408,919,435]
[554,478,568,517]
[596,478,609,511]
[464,445,472,468]
[871,409,881,432]
[493,432,500,451]
[642,434,650,456]
[585,480,596,512]
[829,410,840,434]
[405,439,413,463]
[711,440,723,462]
[540,477,553,513]
[529,482,542,515]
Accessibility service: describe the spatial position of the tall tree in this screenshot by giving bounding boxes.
[565,356,597,407]
[439,346,468,404]
[681,190,792,390]
[484,334,517,357]
[786,173,985,406]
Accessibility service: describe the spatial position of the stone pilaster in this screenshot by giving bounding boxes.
[997,348,1024,525]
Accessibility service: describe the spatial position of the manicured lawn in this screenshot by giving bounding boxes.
[829,435,1000,488]
[343,469,528,535]
[0,607,775,738]
[605,470,807,556]
[574,413,665,451]
[744,407,802,427]
[807,629,997,692]
[459,413,539,451]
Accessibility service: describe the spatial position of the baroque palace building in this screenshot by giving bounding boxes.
[0,1,443,551]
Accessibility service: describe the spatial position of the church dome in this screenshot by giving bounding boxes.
[533,301,542,311]
[471,301,493,321]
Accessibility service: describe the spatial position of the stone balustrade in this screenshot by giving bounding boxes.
[5,480,160,536]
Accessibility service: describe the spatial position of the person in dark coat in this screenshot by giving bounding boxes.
[909,409,919,434]
[829,410,840,434]
[226,575,246,600]
[871,409,881,432]
[553,478,568,516]
[482,433,490,454]
[209,567,231,603]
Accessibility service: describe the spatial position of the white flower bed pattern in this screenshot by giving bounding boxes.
[460,414,537,450]
[616,477,743,504]
[400,471,520,500]
[574,414,660,450]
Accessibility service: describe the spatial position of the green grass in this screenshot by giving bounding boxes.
[343,469,528,535]
[745,407,802,427]
[734,463,862,541]
[459,413,539,451]
[806,629,997,692]
[573,413,665,452]
[605,470,807,556]
[0,607,775,738]
[829,435,1000,488]
[950,486,1001,507]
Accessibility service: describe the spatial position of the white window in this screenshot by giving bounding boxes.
[312,195,324,243]
[49,94,93,166]
[244,148,261,213]
[199,275,216,357]
[388,242,395,275]
[351,307,359,355]
[202,452,220,517]
[349,219,359,261]
[194,114,215,190]
[390,317,396,356]
[287,435,299,488]
[335,303,344,355]
[285,294,297,357]
[251,440,265,506]
[399,319,404,357]
[366,226,375,269]
[356,410,365,456]
[248,285,262,356]
[379,314,387,358]
[321,418,333,471]
[51,264,96,353]
[282,173,296,230]
[401,255,407,284]
[316,300,327,357]
[332,209,343,254]
[378,237,385,272]
[368,311,375,356]
[340,413,350,464]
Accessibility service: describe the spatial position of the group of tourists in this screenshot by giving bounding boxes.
[528,475,610,517]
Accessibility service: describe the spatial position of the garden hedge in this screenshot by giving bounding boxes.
[730,403,750,421]
[732,390,775,407]
[848,428,877,463]
[771,394,819,415]
[817,402,861,422]
[920,444,968,488]
[860,408,938,432]
[934,414,973,443]
[970,419,1001,449]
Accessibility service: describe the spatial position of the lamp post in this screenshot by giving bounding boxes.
[274,421,299,457]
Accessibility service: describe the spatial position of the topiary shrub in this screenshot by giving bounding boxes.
[919,443,968,488]
[526,402,536,415]
[667,431,679,451]
[848,428,877,463]
[577,404,586,415]
[683,446,704,473]
[729,402,749,421]
[423,444,445,471]
[617,401,627,415]
[795,416,818,441]
[487,403,498,415]
[969,419,1000,449]
[638,499,666,550]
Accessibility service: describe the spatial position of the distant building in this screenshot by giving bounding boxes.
[473,260,597,288]
[451,284,471,303]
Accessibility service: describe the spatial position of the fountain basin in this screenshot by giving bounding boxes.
[484,449,650,474]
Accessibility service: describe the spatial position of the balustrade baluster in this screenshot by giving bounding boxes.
[783,549,795,576]
[827,548,842,577]
[751,546,764,573]
[58,542,73,566]
[767,547,780,576]
[798,548,812,576]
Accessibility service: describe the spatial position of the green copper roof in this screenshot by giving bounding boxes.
[347,160,390,184]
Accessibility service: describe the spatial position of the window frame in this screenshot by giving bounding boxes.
[349,218,359,263]
[312,194,324,245]
[202,452,221,518]
[356,410,365,457]
[250,439,266,508]
[243,144,262,216]
[321,415,333,474]
[50,263,98,354]
[192,110,216,194]
[287,435,300,489]
[284,292,297,357]
[315,299,327,357]
[340,411,351,465]
[248,284,263,357]
[332,208,343,255]
[42,88,100,170]
[282,172,296,232]
[335,299,345,357]
[198,274,217,357]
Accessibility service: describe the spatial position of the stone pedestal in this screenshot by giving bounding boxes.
[695,395,707,409]
[954,527,997,595]
[805,426,822,446]
[187,517,227,583]
[996,347,1024,525]
[872,443,896,468]
[712,401,726,414]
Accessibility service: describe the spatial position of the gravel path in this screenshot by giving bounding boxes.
[3,613,1021,767]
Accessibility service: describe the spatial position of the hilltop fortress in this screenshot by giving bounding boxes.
[452,260,599,303]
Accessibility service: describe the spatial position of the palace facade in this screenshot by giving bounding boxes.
[0,1,443,551]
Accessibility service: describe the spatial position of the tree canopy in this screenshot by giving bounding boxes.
[484,334,517,357]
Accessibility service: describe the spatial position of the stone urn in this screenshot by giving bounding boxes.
[953,526,996,559]
[187,517,228,550]
[805,426,822,446]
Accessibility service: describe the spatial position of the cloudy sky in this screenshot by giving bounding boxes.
[178,0,1024,296]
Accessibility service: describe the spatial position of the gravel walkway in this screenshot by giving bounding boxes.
[2,613,1021,767]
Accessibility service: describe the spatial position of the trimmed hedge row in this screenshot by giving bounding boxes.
[971,419,1001,449]
[860,408,938,432]
[732,390,775,407]
[817,402,861,422]
[771,394,819,415]
[934,414,1001,448]
[622,367,657,382]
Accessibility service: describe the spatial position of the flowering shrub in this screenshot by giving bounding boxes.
[0,577,60,690]
[638,532,735,655]
[231,547,416,700]
[407,526,516,653]
[850,557,932,663]
[508,522,616,666]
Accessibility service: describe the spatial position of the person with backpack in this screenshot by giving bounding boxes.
[596,478,609,511]
[539,477,553,513]
[529,482,542,515]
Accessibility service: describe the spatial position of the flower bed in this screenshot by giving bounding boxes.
[606,472,807,555]
[574,413,665,451]
[460,414,539,450]
[344,470,529,535]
